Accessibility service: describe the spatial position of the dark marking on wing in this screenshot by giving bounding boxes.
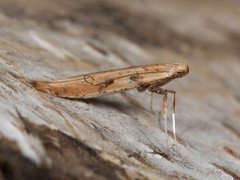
[97,78,115,93]
[130,74,140,81]
[137,83,150,92]
[104,79,114,87]
[84,75,95,85]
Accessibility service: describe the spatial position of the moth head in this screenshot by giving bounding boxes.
[172,63,189,78]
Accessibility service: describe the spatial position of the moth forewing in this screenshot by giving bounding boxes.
[32,63,187,98]
[49,63,175,84]
[33,73,170,98]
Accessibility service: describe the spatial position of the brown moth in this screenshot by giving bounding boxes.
[31,63,189,141]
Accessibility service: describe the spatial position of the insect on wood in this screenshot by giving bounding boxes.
[31,63,189,142]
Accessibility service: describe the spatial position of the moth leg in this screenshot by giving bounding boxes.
[162,90,176,142]
[161,89,177,142]
[150,92,154,113]
[162,92,168,136]
[172,93,176,142]
[149,87,177,142]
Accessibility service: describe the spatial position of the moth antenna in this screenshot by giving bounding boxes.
[172,93,176,142]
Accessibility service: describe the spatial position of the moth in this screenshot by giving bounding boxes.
[31,63,189,141]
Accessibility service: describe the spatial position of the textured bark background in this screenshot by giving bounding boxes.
[0,0,240,179]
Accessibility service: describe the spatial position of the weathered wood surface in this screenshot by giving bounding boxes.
[0,0,240,179]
